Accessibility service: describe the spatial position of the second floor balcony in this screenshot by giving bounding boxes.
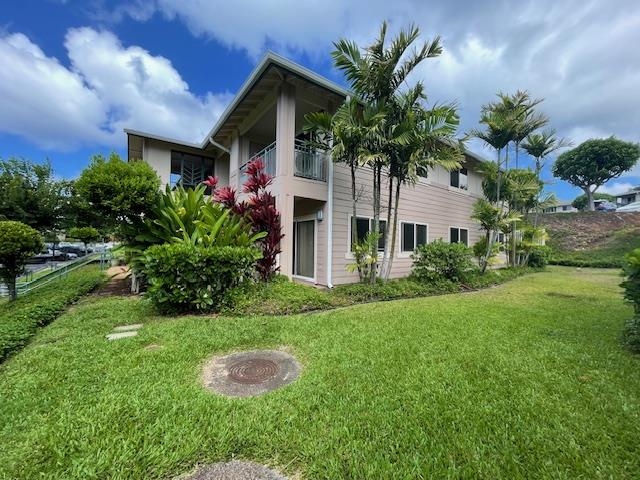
[239,139,328,184]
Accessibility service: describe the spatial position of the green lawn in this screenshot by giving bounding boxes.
[1,267,638,479]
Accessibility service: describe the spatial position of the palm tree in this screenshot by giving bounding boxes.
[381,91,463,279]
[304,98,385,282]
[522,129,572,227]
[332,22,442,283]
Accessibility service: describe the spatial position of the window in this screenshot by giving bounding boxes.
[350,216,386,251]
[449,227,469,246]
[170,151,215,193]
[450,167,468,190]
[401,222,428,252]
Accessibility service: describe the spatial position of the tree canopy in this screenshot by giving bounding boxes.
[74,153,161,237]
[553,137,640,210]
[0,158,70,232]
[0,221,43,300]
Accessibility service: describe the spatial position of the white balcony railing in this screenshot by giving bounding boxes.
[294,139,327,181]
[239,139,327,184]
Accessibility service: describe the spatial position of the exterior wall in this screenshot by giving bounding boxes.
[330,161,485,285]
[144,139,172,189]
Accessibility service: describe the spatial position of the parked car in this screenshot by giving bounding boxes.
[59,245,87,257]
[596,201,617,212]
[617,201,640,212]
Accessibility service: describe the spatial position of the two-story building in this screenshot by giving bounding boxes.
[125,52,485,286]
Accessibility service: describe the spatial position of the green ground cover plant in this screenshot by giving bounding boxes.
[1,267,637,479]
[0,265,104,362]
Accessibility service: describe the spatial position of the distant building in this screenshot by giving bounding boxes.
[616,187,640,206]
[543,201,578,213]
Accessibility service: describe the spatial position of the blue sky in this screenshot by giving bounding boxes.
[1,0,639,202]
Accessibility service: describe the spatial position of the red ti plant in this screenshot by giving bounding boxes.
[203,159,283,281]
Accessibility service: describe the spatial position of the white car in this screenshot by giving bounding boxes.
[616,201,640,212]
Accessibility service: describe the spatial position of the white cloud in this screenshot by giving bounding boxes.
[598,182,638,196]
[0,28,231,150]
[115,0,640,170]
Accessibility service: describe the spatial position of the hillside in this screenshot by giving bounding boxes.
[537,211,640,267]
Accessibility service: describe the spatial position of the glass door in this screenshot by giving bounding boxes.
[293,220,315,279]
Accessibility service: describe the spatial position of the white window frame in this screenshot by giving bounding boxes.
[448,226,469,246]
[399,221,429,258]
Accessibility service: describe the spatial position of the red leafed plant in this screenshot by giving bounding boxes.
[204,158,283,281]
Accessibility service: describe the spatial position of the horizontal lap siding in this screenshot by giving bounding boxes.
[331,163,484,285]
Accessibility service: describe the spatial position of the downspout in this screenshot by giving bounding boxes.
[209,136,230,154]
[326,151,334,288]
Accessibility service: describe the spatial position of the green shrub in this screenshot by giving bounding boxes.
[620,248,640,353]
[411,240,476,283]
[472,237,500,264]
[0,266,104,362]
[143,243,260,313]
[0,220,43,300]
[221,275,338,315]
[621,249,640,312]
[526,245,551,268]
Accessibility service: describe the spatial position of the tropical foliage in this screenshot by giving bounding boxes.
[205,158,283,281]
[621,248,640,353]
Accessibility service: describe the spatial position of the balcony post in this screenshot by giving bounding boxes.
[275,80,296,177]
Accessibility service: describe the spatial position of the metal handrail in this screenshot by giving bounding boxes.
[0,252,109,297]
[294,139,327,181]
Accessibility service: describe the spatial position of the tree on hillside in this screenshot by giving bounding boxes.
[553,138,640,211]
[0,221,43,300]
[74,153,160,239]
[0,158,70,232]
[571,193,615,211]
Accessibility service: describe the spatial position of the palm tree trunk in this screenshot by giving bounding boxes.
[385,179,402,280]
[381,175,393,278]
[483,148,502,273]
[370,164,381,284]
[350,161,363,281]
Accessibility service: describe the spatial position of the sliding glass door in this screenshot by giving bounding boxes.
[293,220,315,279]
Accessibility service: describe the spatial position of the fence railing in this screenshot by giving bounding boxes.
[294,139,327,181]
[239,141,277,184]
[0,252,110,298]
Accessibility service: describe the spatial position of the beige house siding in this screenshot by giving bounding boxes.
[330,159,484,285]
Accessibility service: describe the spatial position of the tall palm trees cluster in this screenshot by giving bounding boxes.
[470,92,570,270]
[305,22,462,284]
[307,21,570,282]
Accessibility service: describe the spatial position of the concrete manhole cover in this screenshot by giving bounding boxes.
[202,350,300,397]
[180,461,288,480]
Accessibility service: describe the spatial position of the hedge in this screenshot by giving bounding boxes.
[0,266,105,363]
[143,243,259,313]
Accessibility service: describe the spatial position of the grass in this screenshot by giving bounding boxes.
[222,267,533,316]
[0,266,105,362]
[1,267,639,478]
[548,227,640,268]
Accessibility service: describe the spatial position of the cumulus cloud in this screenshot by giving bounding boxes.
[0,28,231,150]
[113,0,640,183]
[598,182,638,196]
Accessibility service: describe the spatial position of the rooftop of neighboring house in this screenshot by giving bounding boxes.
[616,186,640,197]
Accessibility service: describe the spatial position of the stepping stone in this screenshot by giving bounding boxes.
[201,349,301,398]
[113,324,143,332]
[106,331,138,341]
[183,461,288,479]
